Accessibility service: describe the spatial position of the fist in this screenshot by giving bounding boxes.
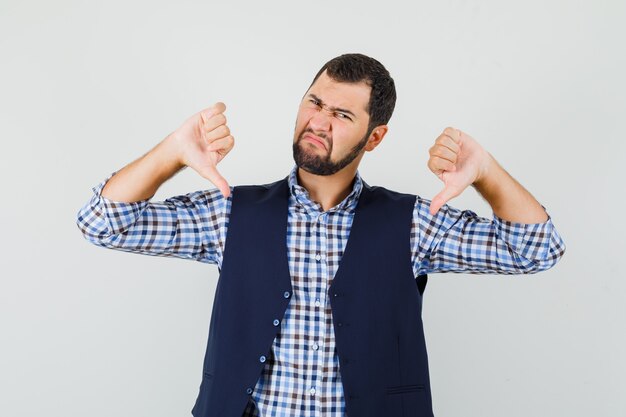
[427,127,490,215]
[173,102,235,198]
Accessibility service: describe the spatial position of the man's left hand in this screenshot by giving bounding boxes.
[427,127,492,215]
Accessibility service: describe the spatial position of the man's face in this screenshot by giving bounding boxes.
[293,70,372,176]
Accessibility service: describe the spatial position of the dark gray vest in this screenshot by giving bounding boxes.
[192,176,433,416]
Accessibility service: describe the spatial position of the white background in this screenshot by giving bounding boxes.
[1,0,624,416]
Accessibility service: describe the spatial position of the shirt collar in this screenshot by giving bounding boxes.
[287,164,363,214]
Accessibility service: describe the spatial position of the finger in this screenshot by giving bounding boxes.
[457,128,466,141]
[429,145,457,164]
[201,164,231,199]
[206,135,235,153]
[200,101,226,120]
[203,124,231,144]
[203,102,226,118]
[213,102,226,114]
[428,156,457,174]
[201,112,227,132]
[442,126,461,144]
[429,185,459,216]
[436,135,461,154]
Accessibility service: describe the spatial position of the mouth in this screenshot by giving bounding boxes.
[302,133,327,150]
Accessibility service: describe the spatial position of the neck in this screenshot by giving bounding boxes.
[296,165,358,212]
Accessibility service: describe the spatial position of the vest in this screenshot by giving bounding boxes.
[191,175,433,417]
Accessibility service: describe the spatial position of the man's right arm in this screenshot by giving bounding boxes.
[99,132,186,203]
[75,171,233,265]
[75,102,235,266]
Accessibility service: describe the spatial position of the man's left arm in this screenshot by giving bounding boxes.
[412,127,566,276]
[429,128,550,224]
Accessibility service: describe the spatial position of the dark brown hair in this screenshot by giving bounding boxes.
[309,53,397,135]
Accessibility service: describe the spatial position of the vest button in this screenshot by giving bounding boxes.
[273,319,280,326]
[259,355,266,363]
[283,291,291,298]
[246,387,253,395]
[337,322,343,327]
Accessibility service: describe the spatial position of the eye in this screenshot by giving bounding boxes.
[308,98,321,106]
[335,112,352,121]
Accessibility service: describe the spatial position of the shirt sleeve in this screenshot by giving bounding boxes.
[75,170,232,267]
[410,195,566,276]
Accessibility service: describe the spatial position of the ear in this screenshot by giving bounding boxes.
[364,125,389,151]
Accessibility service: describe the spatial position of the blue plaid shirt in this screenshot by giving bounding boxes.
[76,164,566,416]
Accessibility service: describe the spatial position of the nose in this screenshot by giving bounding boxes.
[308,107,332,132]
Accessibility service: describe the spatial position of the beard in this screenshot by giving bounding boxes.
[292,127,370,176]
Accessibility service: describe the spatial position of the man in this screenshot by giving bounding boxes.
[76,53,566,417]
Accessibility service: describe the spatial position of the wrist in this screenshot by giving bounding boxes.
[473,151,495,187]
[162,133,186,171]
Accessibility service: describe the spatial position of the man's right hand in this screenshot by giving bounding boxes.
[171,102,235,199]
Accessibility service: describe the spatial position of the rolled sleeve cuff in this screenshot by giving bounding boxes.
[492,204,553,262]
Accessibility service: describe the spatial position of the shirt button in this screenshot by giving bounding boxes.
[312,343,319,351]
[259,355,266,363]
[315,253,321,261]
[246,387,253,395]
[315,299,321,307]
[310,387,316,395]
[273,319,280,326]
[283,291,291,298]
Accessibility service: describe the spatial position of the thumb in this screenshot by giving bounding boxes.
[429,184,458,216]
[201,164,231,199]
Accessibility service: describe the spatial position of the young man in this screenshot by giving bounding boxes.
[76,53,566,417]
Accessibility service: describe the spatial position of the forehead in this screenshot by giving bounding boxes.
[306,71,371,115]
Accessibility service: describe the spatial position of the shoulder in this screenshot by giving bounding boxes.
[231,176,290,204]
[364,185,442,214]
[234,177,286,191]
[363,182,417,204]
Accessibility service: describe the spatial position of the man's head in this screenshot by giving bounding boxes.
[293,53,396,176]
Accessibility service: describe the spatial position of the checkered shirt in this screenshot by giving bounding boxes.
[76,164,566,416]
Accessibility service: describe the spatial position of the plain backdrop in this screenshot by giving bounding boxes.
[1,1,624,416]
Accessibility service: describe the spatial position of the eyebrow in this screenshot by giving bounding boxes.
[308,94,357,119]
